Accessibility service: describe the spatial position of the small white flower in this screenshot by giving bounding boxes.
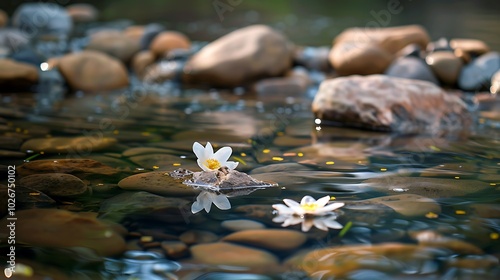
[273,214,343,232]
[193,142,238,171]
[272,195,344,216]
[191,191,231,213]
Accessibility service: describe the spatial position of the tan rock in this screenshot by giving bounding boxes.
[20,136,117,154]
[118,171,197,196]
[66,3,98,23]
[426,51,463,85]
[0,209,126,256]
[450,38,490,56]
[58,50,129,92]
[330,25,430,75]
[0,58,39,89]
[132,51,156,78]
[0,9,8,27]
[150,31,191,58]
[19,173,88,198]
[190,242,279,267]
[123,25,145,42]
[161,241,188,258]
[363,194,441,217]
[222,229,307,251]
[183,24,294,87]
[180,230,218,245]
[221,219,266,231]
[85,30,140,63]
[410,230,483,254]
[312,75,471,133]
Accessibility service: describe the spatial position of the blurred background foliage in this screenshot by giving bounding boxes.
[2,0,500,49]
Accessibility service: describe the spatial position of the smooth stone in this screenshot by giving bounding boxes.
[19,173,88,198]
[273,135,311,147]
[0,209,126,256]
[450,38,490,56]
[150,31,191,58]
[330,25,430,75]
[99,191,189,222]
[468,203,500,218]
[397,43,422,58]
[20,136,117,154]
[385,56,439,84]
[123,25,145,42]
[118,171,197,196]
[312,75,471,133]
[161,241,188,258]
[301,243,435,278]
[140,23,165,50]
[17,159,126,182]
[221,219,266,231]
[142,60,183,83]
[66,3,98,22]
[180,230,218,245]
[458,52,500,91]
[426,51,463,85]
[447,255,499,270]
[420,163,477,179]
[0,9,7,27]
[222,229,306,251]
[410,230,483,254]
[183,24,293,87]
[491,70,500,94]
[287,142,369,164]
[190,242,279,267]
[131,50,156,78]
[0,58,39,91]
[85,30,141,63]
[12,3,72,37]
[362,194,441,217]
[58,50,129,92]
[426,37,452,53]
[364,176,490,198]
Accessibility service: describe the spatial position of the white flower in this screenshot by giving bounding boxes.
[273,214,343,232]
[193,142,238,171]
[191,191,231,213]
[272,195,344,217]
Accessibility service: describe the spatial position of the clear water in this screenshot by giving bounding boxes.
[1,80,499,279]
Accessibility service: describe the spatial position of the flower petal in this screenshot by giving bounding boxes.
[272,204,295,215]
[224,161,239,170]
[315,195,331,208]
[191,200,204,214]
[193,142,205,160]
[213,146,232,163]
[196,159,209,172]
[283,198,304,215]
[199,192,212,213]
[282,216,303,227]
[212,193,231,210]
[272,214,290,223]
[316,202,345,214]
[313,219,329,231]
[301,219,314,232]
[205,142,214,158]
[322,218,343,229]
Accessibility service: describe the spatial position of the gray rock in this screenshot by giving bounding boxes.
[12,3,73,38]
[458,52,500,91]
[385,56,439,84]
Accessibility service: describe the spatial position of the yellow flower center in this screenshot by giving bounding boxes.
[205,158,221,170]
[300,203,319,212]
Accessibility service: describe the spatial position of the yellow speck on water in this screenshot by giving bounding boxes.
[141,132,151,136]
[277,131,284,136]
[173,163,181,166]
[23,129,29,134]
[425,212,439,218]
[454,176,460,179]
[29,192,40,196]
[490,183,497,186]
[297,152,304,157]
[15,128,21,133]
[113,130,119,135]
[490,232,499,240]
[380,168,387,172]
[152,165,159,169]
[455,210,466,215]
[272,157,284,161]
[429,145,441,151]
[240,152,247,157]
[330,197,336,200]
[263,149,270,154]
[326,161,335,165]
[40,151,45,155]
[140,236,153,242]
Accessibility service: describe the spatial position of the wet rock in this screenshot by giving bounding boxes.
[458,52,500,91]
[142,60,183,83]
[222,229,307,251]
[410,230,483,254]
[190,242,279,267]
[447,255,499,270]
[426,37,452,53]
[300,243,437,278]
[0,58,39,91]
[150,31,191,58]
[426,51,463,85]
[131,50,156,78]
[287,142,369,164]
[66,3,99,23]
[15,185,57,209]
[365,176,490,198]
[123,25,145,42]
[330,25,430,75]
[128,153,197,171]
[183,24,294,87]
[86,30,141,63]
[234,204,275,221]
[19,173,88,198]
[362,194,441,217]
[312,75,471,133]
[180,230,218,245]
[0,209,126,256]
[221,219,266,231]
[397,43,423,58]
[293,46,331,72]
[99,191,189,222]
[0,9,7,27]
[253,75,309,97]
[0,28,30,53]
[140,23,165,50]
[450,38,490,57]
[468,203,500,218]
[118,171,197,196]
[17,159,127,182]
[58,50,129,92]
[12,3,72,38]
[420,162,477,179]
[490,70,500,94]
[161,241,188,258]
[0,137,23,150]
[385,56,439,84]
[20,136,117,154]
